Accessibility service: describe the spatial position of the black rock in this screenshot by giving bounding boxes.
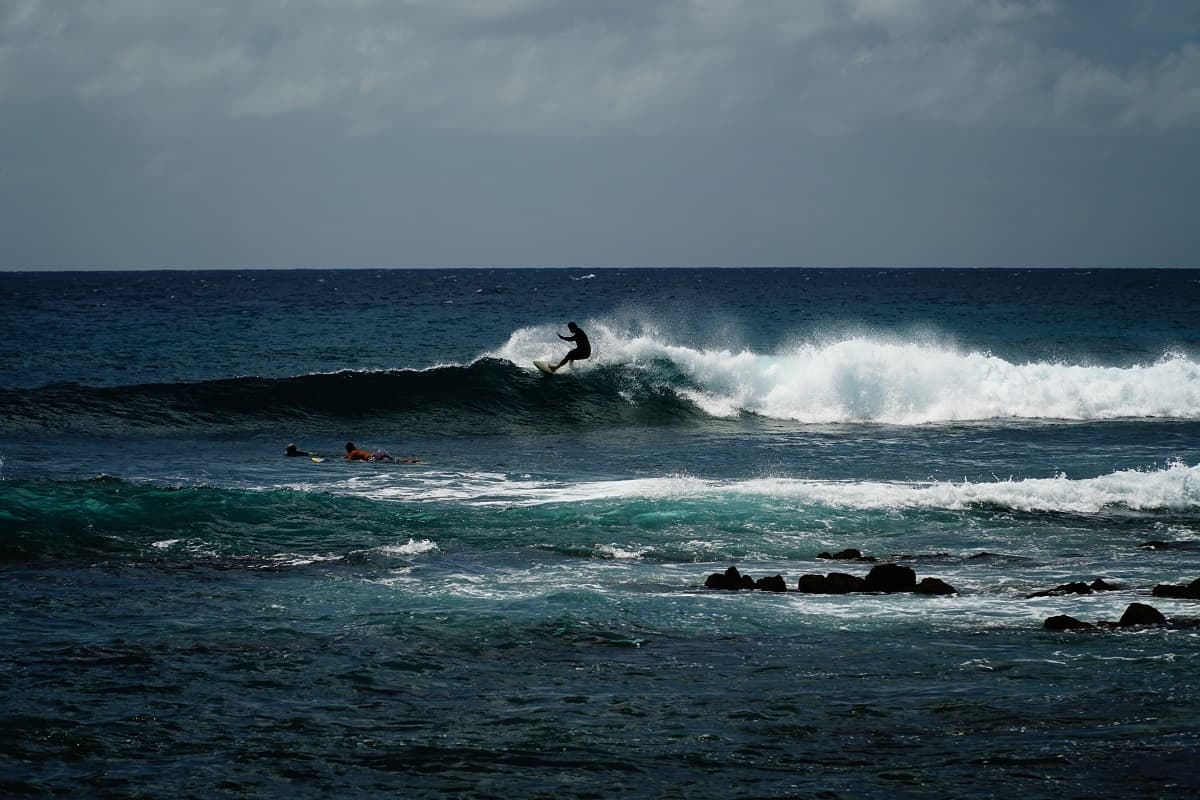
[914,577,957,595]
[1044,614,1095,631]
[755,574,787,592]
[705,566,769,591]
[706,566,749,591]
[1026,581,1094,599]
[1117,602,1166,627]
[1151,578,1200,599]
[818,548,861,560]
[865,563,916,593]
[796,572,870,594]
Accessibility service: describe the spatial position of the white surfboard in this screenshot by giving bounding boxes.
[533,360,555,375]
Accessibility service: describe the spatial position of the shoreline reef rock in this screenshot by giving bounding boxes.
[796,564,957,596]
[864,563,916,592]
[1151,577,1200,599]
[815,548,955,563]
[914,577,956,595]
[703,565,958,595]
[1045,602,1173,631]
[797,572,869,594]
[816,548,876,562]
[1026,578,1123,599]
[755,574,788,592]
[703,567,788,592]
[1044,614,1095,631]
[705,566,756,591]
[1116,602,1167,627]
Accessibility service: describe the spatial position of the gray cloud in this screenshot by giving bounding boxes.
[5,0,1199,136]
[2,0,1198,268]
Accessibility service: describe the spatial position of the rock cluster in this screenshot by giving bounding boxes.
[704,562,957,595]
[1044,602,1175,631]
[701,549,1200,634]
[704,566,787,592]
[1025,578,1122,598]
[816,548,875,562]
[1152,577,1200,599]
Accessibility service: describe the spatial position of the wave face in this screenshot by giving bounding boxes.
[5,329,1198,435]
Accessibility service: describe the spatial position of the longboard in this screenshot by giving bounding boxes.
[533,360,555,375]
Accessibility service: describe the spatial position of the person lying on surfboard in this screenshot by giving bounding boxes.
[285,443,310,457]
[344,442,419,463]
[550,322,590,372]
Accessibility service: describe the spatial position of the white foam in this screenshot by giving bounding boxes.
[596,543,649,560]
[288,461,1200,514]
[375,538,439,557]
[266,552,344,567]
[491,325,1200,422]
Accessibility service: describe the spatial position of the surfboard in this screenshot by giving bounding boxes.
[533,360,555,375]
[310,457,325,463]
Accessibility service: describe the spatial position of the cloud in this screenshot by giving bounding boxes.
[2,0,1199,138]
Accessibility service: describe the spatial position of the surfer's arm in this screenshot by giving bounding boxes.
[558,333,574,342]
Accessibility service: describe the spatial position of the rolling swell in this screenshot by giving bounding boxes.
[0,359,704,436]
[0,477,429,567]
[6,340,1198,436]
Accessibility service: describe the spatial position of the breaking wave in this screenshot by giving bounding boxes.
[3,329,1198,434]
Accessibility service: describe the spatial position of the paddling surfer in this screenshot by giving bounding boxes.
[344,442,419,463]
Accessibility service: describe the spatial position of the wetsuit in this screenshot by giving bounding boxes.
[560,327,591,361]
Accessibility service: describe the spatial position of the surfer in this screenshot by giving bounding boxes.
[285,443,311,457]
[344,442,419,463]
[551,322,590,372]
[345,442,388,461]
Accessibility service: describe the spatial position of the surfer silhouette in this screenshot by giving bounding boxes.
[285,443,310,457]
[551,322,590,372]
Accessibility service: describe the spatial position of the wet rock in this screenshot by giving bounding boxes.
[1151,577,1200,599]
[796,572,870,594]
[1045,603,1196,631]
[914,577,957,595]
[817,548,867,561]
[1117,602,1167,627]
[1026,581,1094,599]
[755,574,787,592]
[1044,614,1095,631]
[705,566,756,591]
[894,552,951,562]
[796,574,827,593]
[1027,578,1123,599]
[796,567,954,595]
[865,563,917,593]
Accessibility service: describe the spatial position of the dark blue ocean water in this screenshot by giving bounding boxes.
[2,268,1200,798]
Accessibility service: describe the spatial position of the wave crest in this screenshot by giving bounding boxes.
[3,331,1198,434]
[497,325,1200,423]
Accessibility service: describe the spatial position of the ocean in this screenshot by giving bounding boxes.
[2,267,1199,798]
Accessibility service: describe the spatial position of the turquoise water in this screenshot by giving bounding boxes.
[2,268,1200,797]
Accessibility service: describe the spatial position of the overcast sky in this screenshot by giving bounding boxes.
[2,0,1199,269]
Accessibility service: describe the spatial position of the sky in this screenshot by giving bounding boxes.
[2,0,1199,269]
